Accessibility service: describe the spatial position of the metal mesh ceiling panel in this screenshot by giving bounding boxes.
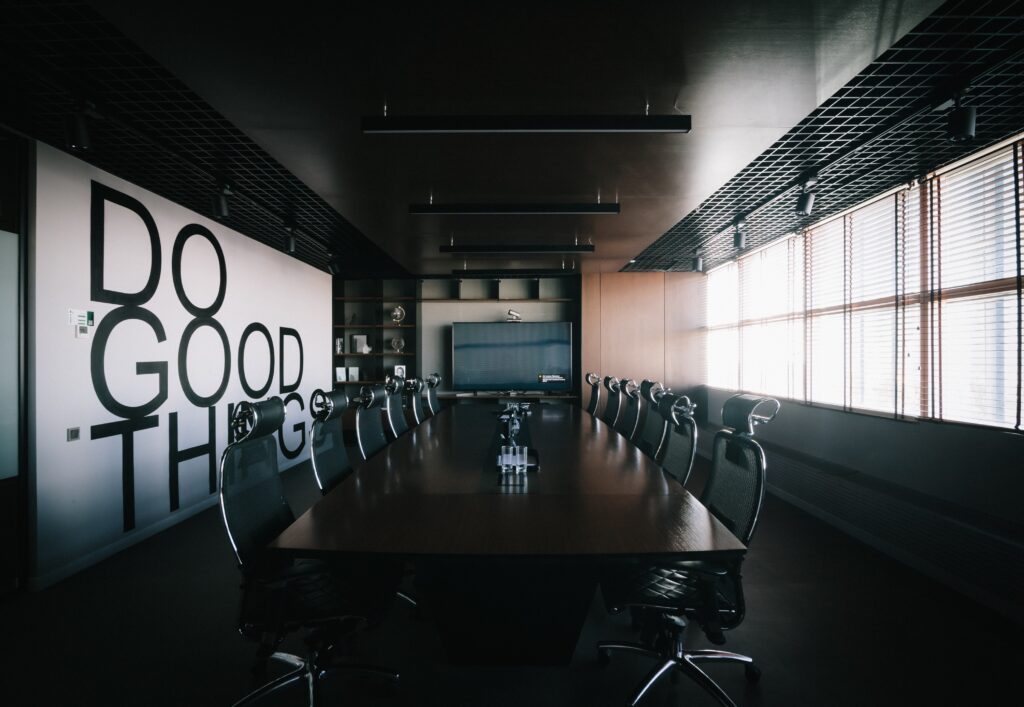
[625,0,1024,273]
[0,0,406,277]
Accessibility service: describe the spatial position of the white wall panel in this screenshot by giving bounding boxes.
[29,143,330,586]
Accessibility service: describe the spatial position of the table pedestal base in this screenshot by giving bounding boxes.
[416,559,597,666]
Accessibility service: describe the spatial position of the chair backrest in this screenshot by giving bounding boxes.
[585,372,602,416]
[424,372,442,416]
[406,377,427,425]
[636,379,668,459]
[703,394,780,545]
[599,376,621,426]
[218,397,293,573]
[309,388,354,495]
[384,375,410,439]
[613,379,642,439]
[355,384,389,460]
[657,392,698,485]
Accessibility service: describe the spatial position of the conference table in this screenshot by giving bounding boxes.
[269,402,745,665]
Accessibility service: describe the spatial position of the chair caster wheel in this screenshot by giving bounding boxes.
[745,663,761,683]
[597,648,610,667]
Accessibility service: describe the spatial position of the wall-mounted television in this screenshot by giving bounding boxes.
[452,321,572,392]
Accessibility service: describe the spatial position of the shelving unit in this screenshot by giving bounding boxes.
[330,275,583,398]
[332,278,417,391]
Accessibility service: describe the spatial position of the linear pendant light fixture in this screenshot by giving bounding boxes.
[363,114,691,134]
[440,243,595,254]
[411,202,619,215]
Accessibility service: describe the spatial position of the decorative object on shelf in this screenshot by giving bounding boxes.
[347,366,360,382]
[351,334,371,353]
[335,366,346,383]
[389,336,406,352]
[348,312,358,324]
[506,308,522,322]
[334,337,344,355]
[390,305,406,323]
[394,364,406,378]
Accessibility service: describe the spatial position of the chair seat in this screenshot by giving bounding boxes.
[240,559,402,634]
[601,561,729,612]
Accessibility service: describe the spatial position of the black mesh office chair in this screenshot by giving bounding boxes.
[424,372,442,417]
[309,389,354,495]
[613,379,642,440]
[219,398,400,706]
[383,375,410,439]
[406,377,427,425]
[597,394,780,707]
[585,372,602,416]
[656,392,699,486]
[600,376,622,427]
[355,384,389,460]
[636,380,669,459]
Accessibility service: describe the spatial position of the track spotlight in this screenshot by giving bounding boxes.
[212,179,233,220]
[733,214,747,250]
[796,190,815,216]
[65,108,90,152]
[327,257,342,276]
[283,213,297,254]
[692,255,704,272]
[946,94,976,143]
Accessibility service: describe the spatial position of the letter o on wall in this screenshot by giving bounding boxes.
[171,224,227,317]
[238,323,275,398]
[178,317,231,407]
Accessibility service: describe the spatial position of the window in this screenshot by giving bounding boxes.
[706,137,1023,430]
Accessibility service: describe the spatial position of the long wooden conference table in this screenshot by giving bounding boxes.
[269,403,745,665]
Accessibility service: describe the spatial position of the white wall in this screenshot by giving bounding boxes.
[28,143,331,587]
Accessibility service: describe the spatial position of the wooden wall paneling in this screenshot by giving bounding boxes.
[599,273,664,384]
[580,273,602,400]
[664,272,707,391]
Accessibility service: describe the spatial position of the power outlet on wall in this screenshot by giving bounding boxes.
[66,427,80,442]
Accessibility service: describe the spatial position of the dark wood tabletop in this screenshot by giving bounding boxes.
[269,403,746,560]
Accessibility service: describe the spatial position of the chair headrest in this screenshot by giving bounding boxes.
[385,374,405,394]
[231,397,285,441]
[603,376,620,393]
[585,372,601,386]
[640,379,666,403]
[657,392,696,426]
[623,379,640,399]
[358,384,388,409]
[722,394,780,436]
[405,377,424,392]
[310,388,348,422]
[425,372,441,389]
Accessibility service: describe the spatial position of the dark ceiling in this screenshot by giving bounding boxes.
[8,1,1019,278]
[82,0,943,275]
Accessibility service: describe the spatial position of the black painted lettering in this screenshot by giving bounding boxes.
[91,416,160,532]
[171,224,227,317]
[168,407,218,512]
[278,392,305,459]
[90,182,161,306]
[278,327,304,394]
[238,322,274,398]
[178,317,231,407]
[90,306,167,419]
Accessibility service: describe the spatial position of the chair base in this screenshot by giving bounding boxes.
[597,617,759,707]
[233,650,399,707]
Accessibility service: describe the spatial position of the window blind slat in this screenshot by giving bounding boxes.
[704,138,1022,430]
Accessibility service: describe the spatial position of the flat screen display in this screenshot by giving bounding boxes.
[452,321,572,391]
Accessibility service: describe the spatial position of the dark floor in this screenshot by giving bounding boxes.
[1,460,1022,707]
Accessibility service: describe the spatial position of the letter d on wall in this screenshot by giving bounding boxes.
[91,181,161,305]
